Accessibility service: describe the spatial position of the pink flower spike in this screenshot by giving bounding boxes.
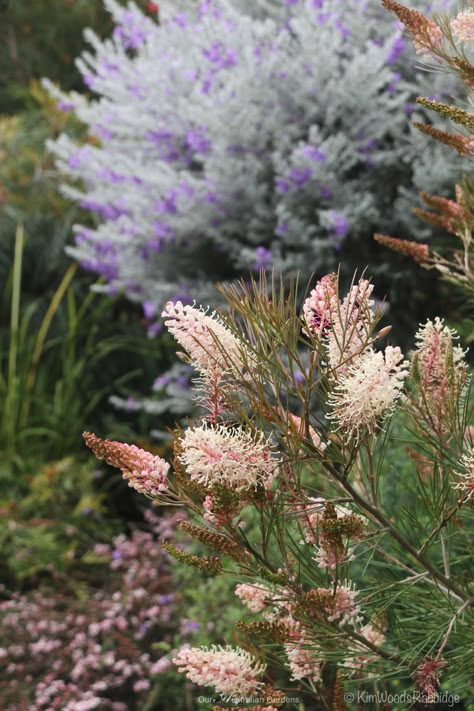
[235,583,271,613]
[179,423,279,491]
[302,273,339,337]
[83,432,170,497]
[173,645,266,697]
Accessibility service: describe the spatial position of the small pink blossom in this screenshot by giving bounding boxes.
[451,10,474,44]
[302,273,339,337]
[344,622,386,673]
[179,423,279,491]
[325,581,362,627]
[413,20,443,54]
[173,644,266,697]
[287,413,327,452]
[235,583,271,613]
[413,657,446,699]
[412,318,467,432]
[83,432,170,496]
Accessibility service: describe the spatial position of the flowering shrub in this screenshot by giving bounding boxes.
[46,0,462,326]
[0,510,187,710]
[85,271,474,708]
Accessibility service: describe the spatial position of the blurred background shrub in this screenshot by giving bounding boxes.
[47,0,462,346]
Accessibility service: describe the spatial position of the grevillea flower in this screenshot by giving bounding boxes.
[303,274,380,376]
[453,448,474,501]
[83,432,169,496]
[286,413,327,452]
[162,300,251,382]
[382,1,442,55]
[179,424,278,491]
[344,622,386,673]
[302,273,339,337]
[451,11,474,44]
[412,318,468,431]
[235,583,271,613]
[284,635,321,682]
[173,645,266,697]
[325,278,377,373]
[413,318,467,391]
[327,346,409,442]
[413,657,446,699]
[325,581,362,627]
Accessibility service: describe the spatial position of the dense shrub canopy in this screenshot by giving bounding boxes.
[47,0,461,327]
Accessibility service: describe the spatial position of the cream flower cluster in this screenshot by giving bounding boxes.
[451,10,474,44]
[284,632,321,683]
[173,645,266,697]
[235,583,271,613]
[327,346,409,443]
[162,300,252,382]
[179,423,278,491]
[453,447,474,501]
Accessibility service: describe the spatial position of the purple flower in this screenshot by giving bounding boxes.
[143,301,156,320]
[302,145,327,162]
[57,100,73,112]
[253,246,272,270]
[276,178,291,194]
[330,211,350,237]
[203,42,237,70]
[186,129,211,155]
[153,374,172,390]
[387,35,405,65]
[153,221,175,240]
[276,221,288,236]
[289,166,313,186]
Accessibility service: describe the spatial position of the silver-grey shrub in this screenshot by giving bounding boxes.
[46,0,460,331]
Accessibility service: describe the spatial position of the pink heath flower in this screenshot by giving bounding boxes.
[453,448,474,501]
[451,10,474,44]
[162,300,252,382]
[173,644,266,697]
[235,583,271,613]
[327,346,409,443]
[179,423,279,491]
[83,432,169,496]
